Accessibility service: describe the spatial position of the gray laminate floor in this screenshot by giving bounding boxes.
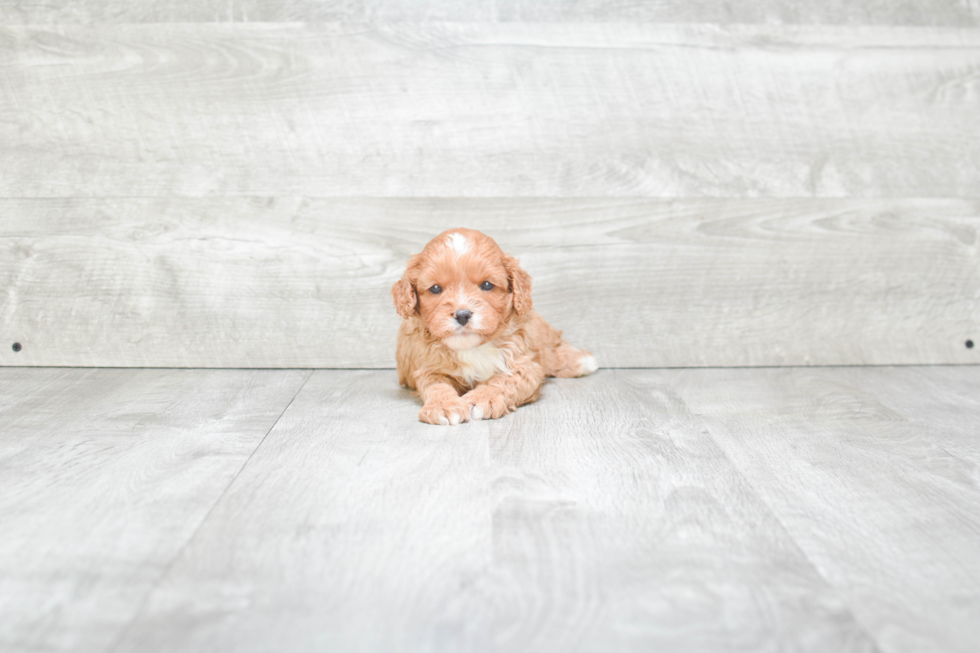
[2,366,979,653]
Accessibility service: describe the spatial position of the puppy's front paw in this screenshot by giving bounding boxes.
[418,396,470,426]
[465,390,514,421]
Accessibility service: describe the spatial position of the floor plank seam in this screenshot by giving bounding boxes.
[692,418,889,652]
[101,369,315,653]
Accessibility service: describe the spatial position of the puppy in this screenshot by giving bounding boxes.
[391,228,597,425]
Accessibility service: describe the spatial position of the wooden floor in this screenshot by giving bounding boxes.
[2,366,979,652]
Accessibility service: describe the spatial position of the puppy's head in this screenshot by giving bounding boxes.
[391,229,532,350]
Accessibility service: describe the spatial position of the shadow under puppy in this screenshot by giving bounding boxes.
[392,228,597,425]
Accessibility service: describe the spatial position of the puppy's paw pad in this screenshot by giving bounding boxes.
[578,354,598,376]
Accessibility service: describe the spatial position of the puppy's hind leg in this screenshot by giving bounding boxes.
[543,341,598,378]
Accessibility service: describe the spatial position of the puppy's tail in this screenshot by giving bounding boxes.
[544,342,598,378]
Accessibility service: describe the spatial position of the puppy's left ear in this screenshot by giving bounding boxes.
[504,255,533,316]
[391,254,422,319]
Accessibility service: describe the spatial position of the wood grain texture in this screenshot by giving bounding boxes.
[110,369,876,653]
[2,197,978,368]
[110,370,493,653]
[2,0,978,25]
[0,367,309,653]
[670,366,980,653]
[834,366,980,464]
[6,366,980,652]
[487,370,874,652]
[2,23,980,198]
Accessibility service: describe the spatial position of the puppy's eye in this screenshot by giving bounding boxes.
[429,285,443,295]
[480,281,494,291]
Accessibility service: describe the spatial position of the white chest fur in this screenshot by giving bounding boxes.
[454,343,510,386]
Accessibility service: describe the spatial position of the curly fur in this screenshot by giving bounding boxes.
[391,228,597,425]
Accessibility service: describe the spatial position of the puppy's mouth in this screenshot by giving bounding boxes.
[442,330,484,351]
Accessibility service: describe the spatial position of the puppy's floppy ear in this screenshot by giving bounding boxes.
[504,255,533,316]
[391,254,422,319]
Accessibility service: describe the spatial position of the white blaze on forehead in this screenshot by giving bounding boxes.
[445,232,471,258]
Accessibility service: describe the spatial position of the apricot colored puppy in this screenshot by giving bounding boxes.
[392,229,597,425]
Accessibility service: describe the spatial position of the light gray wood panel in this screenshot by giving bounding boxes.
[3,23,980,198]
[111,370,493,653]
[832,366,980,466]
[2,0,978,25]
[110,369,877,652]
[2,197,978,368]
[670,366,980,653]
[0,367,309,653]
[487,370,874,652]
[6,367,980,652]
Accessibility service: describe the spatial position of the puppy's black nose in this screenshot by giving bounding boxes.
[454,309,472,326]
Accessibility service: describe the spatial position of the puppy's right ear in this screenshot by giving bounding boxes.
[391,254,421,319]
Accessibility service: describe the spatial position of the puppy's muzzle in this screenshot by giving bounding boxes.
[454,309,472,326]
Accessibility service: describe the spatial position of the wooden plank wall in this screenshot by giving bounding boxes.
[1,3,978,368]
[3,1,980,25]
